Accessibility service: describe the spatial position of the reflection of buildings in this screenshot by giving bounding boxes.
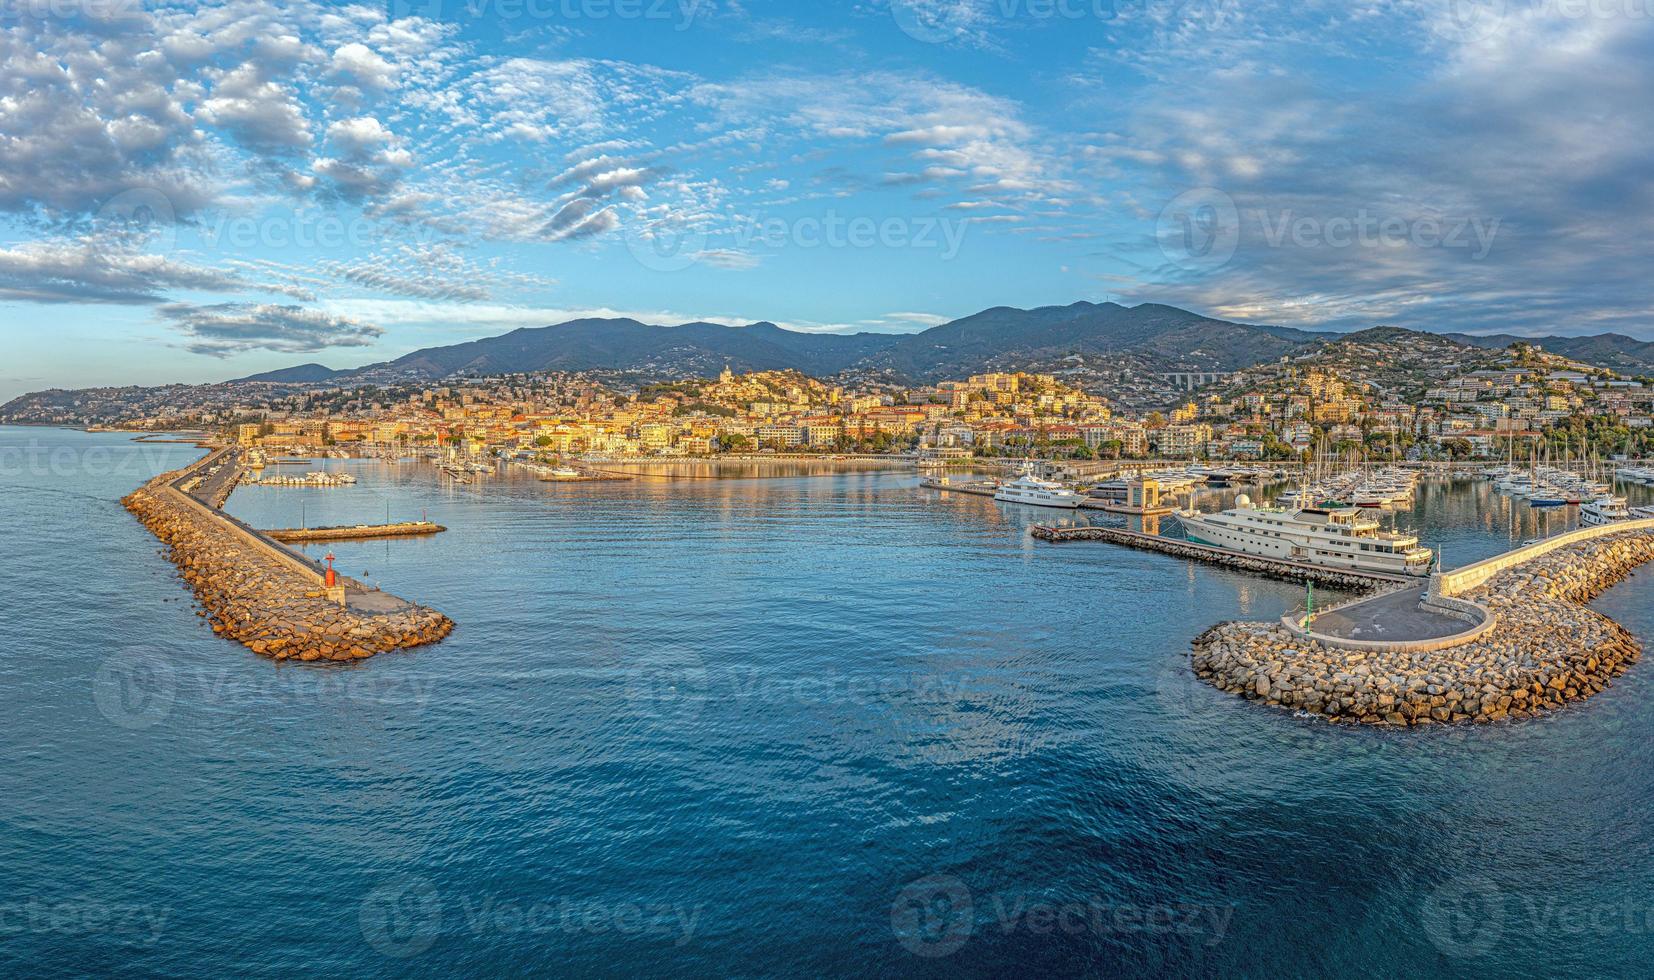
[1128,513,1162,536]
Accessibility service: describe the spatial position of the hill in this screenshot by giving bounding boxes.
[231,363,346,384]
[1445,332,1654,376]
[351,319,902,381]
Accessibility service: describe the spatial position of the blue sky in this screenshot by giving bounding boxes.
[3,0,1652,400]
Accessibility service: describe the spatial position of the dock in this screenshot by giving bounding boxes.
[921,477,999,497]
[264,521,447,543]
[1030,523,1412,588]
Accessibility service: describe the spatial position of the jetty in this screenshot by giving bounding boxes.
[122,448,453,663]
[1031,523,1410,590]
[265,521,446,543]
[1190,520,1654,726]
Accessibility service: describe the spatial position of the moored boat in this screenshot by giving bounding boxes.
[1177,495,1434,577]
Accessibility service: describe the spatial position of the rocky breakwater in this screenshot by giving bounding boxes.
[1191,528,1654,726]
[122,472,453,663]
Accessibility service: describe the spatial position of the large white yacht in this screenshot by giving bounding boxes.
[994,468,1084,509]
[1177,495,1434,576]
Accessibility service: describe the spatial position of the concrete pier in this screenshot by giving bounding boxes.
[123,449,453,662]
[1031,523,1412,590]
[265,521,446,543]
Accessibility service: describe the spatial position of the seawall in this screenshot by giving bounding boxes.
[1191,528,1654,725]
[122,452,453,663]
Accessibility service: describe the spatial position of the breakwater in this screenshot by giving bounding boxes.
[266,521,446,543]
[1032,523,1406,590]
[122,454,453,663]
[1191,528,1654,725]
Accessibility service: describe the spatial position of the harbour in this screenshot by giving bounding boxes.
[10,426,1654,976]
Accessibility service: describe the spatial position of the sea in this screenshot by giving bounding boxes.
[3,425,1654,978]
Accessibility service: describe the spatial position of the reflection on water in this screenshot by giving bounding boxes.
[6,430,1654,977]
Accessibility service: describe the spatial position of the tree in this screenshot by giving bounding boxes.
[534,435,553,448]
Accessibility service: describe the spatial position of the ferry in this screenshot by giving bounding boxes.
[1580,496,1631,526]
[1177,495,1434,577]
[993,469,1084,509]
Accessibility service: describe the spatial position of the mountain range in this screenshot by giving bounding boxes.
[233,301,1654,387]
[224,304,1299,383]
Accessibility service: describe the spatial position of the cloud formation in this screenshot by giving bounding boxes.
[158,302,384,356]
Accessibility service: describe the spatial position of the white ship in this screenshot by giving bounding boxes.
[994,469,1084,509]
[1177,495,1434,577]
[1579,496,1630,526]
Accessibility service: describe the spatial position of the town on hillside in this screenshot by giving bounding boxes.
[5,337,1652,463]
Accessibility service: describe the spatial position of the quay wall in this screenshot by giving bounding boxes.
[1434,517,1654,597]
[1192,527,1654,726]
[123,452,453,663]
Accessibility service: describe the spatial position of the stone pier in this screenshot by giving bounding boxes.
[1191,525,1654,725]
[123,450,453,662]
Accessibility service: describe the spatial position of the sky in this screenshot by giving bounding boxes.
[2,0,1652,401]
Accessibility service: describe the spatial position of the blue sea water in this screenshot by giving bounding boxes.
[3,425,1654,978]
